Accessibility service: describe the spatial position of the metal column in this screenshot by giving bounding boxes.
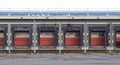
[31,20,39,53]
[56,23,64,54]
[82,22,89,53]
[5,24,13,53]
[107,22,114,53]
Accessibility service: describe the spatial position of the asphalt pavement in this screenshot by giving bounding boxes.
[0,54,120,65]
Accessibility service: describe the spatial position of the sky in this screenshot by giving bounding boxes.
[0,0,120,11]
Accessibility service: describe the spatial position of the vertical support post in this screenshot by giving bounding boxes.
[83,22,89,53]
[59,23,62,46]
[33,20,37,46]
[31,20,38,54]
[8,24,11,46]
[110,22,114,46]
[109,22,114,53]
[84,22,88,46]
[57,23,64,54]
[7,24,12,54]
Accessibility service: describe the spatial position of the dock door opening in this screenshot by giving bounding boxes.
[90,31,105,46]
[113,25,120,48]
[14,31,30,46]
[38,24,58,47]
[65,31,80,46]
[88,25,108,48]
[0,32,4,46]
[62,24,83,47]
[116,32,120,47]
[12,25,32,48]
[0,25,7,47]
[40,31,56,46]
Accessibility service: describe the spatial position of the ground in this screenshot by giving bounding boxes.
[0,53,120,65]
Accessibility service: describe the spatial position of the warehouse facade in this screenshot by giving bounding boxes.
[0,11,119,53]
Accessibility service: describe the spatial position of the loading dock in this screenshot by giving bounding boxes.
[0,25,7,50]
[113,25,120,49]
[88,24,109,50]
[116,32,120,48]
[37,24,58,50]
[12,24,32,50]
[0,11,119,54]
[62,24,83,50]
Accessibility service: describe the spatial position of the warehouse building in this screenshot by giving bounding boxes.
[0,11,119,53]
